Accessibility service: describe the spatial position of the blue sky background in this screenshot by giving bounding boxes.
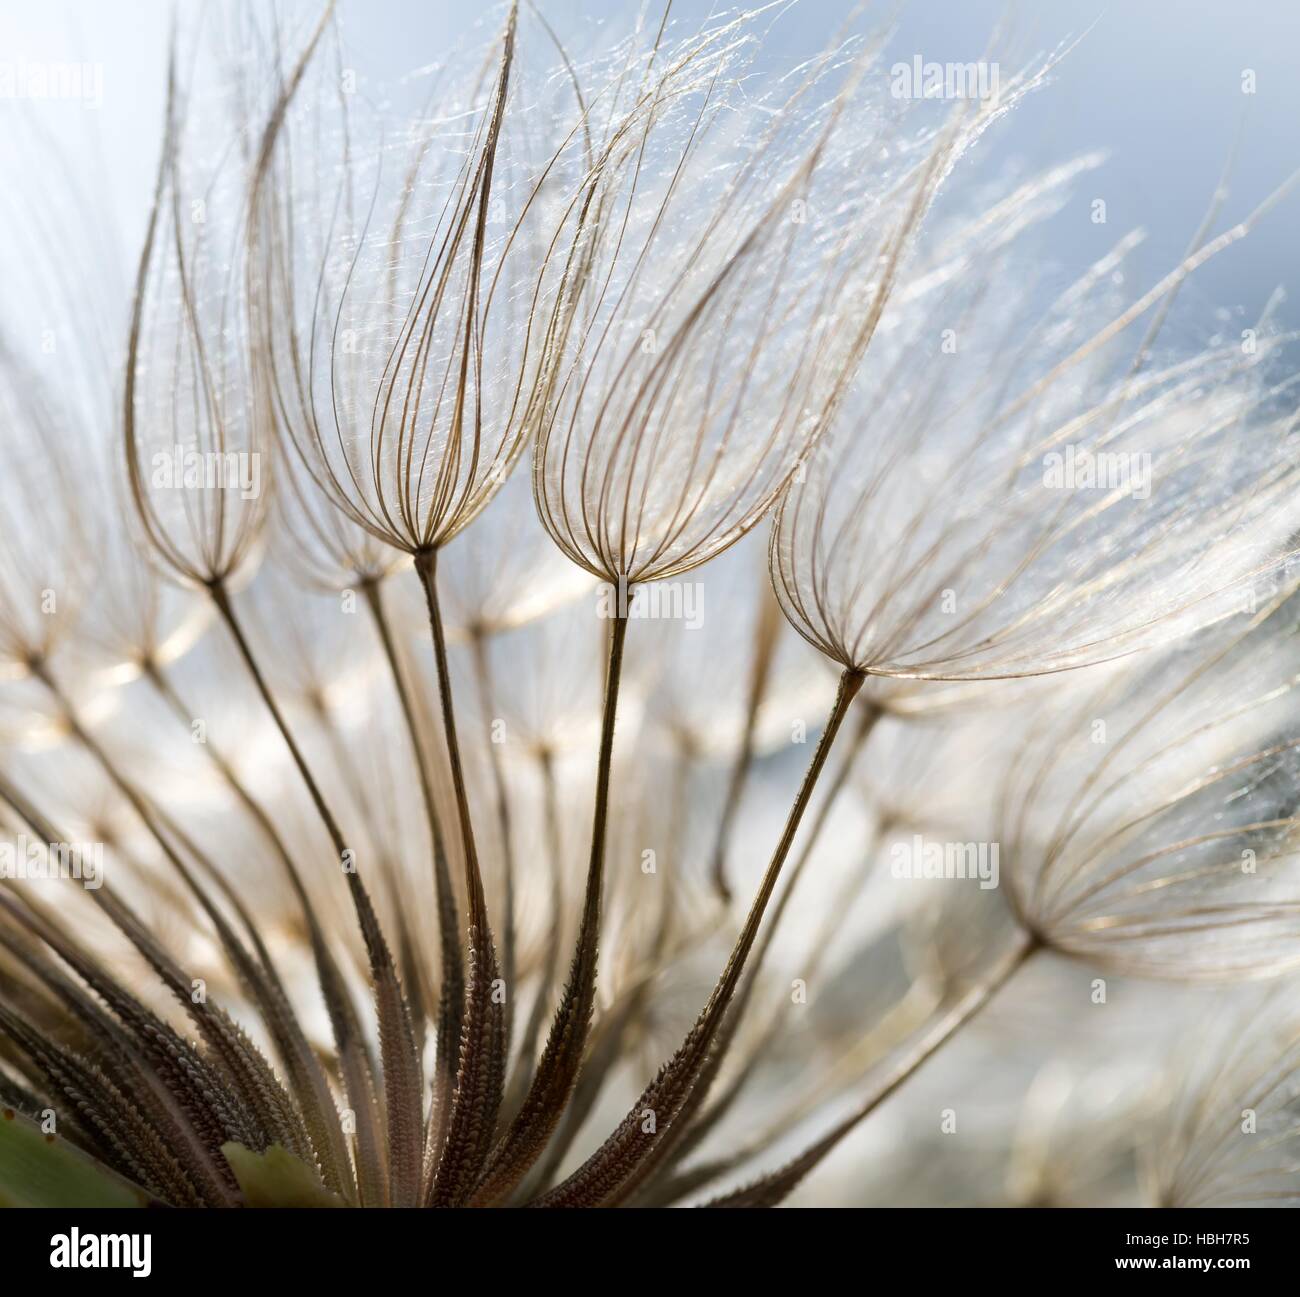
[1,1,1297,346]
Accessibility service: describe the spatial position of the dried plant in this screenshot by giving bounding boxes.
[1,1,1299,1217]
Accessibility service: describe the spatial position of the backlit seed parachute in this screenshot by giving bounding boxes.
[1151,991,1300,1206]
[533,31,1060,587]
[770,165,1300,680]
[0,338,93,672]
[123,12,304,589]
[1000,590,1300,980]
[256,2,597,558]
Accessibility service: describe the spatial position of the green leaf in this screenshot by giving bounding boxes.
[222,1142,344,1208]
[0,1109,151,1208]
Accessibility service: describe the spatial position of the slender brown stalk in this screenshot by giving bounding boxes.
[509,739,721,1199]
[207,580,423,1209]
[639,700,882,1198]
[518,918,731,1200]
[360,577,466,1155]
[703,932,1040,1206]
[137,679,385,1202]
[0,704,323,1182]
[411,552,494,933]
[141,658,360,1198]
[468,624,518,1044]
[741,700,882,993]
[502,744,566,1112]
[0,887,239,1207]
[413,548,507,1205]
[708,592,782,901]
[207,583,348,857]
[650,977,939,1207]
[532,667,866,1207]
[470,602,630,1205]
[143,659,306,884]
[305,696,433,1058]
